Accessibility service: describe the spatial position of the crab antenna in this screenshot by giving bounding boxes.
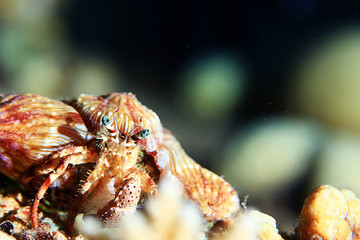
[125,116,143,142]
[114,113,120,142]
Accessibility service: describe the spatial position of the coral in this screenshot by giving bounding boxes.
[0,192,73,240]
[79,179,286,240]
[0,231,16,240]
[311,132,360,195]
[224,210,284,240]
[296,185,360,240]
[221,118,323,196]
[79,178,204,240]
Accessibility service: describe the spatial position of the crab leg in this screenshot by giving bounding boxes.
[66,179,100,234]
[66,154,108,233]
[32,152,81,228]
[32,147,98,228]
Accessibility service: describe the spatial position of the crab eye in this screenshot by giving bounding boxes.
[102,115,111,127]
[132,129,150,140]
[139,129,150,138]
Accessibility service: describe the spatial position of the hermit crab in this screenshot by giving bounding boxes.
[0,93,240,233]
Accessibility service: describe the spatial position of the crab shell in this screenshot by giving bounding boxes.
[0,92,240,224]
[0,94,92,184]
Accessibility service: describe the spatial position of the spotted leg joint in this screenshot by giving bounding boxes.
[97,178,142,228]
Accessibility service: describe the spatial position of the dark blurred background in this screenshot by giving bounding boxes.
[2,0,360,232]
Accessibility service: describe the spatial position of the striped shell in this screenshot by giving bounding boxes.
[156,129,240,221]
[0,94,92,183]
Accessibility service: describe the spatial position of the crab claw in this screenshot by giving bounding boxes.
[97,178,142,227]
